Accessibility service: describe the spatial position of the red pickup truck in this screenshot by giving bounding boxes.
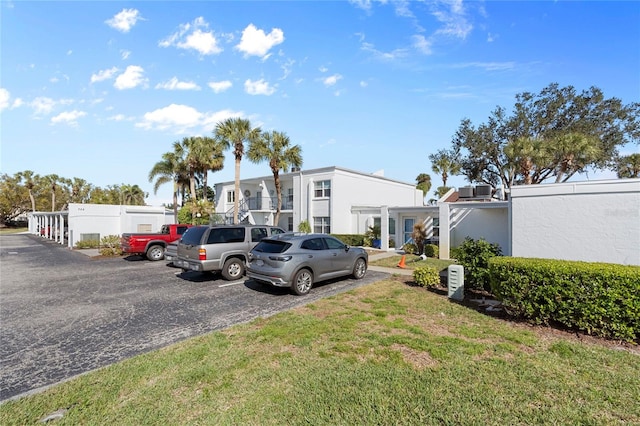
[120,224,192,261]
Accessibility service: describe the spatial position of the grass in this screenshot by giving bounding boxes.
[1,278,638,425]
[370,253,455,272]
[0,227,27,235]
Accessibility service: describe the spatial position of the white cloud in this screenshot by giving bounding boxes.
[412,34,432,55]
[51,110,87,126]
[108,114,128,121]
[159,17,222,56]
[114,65,147,90]
[431,0,472,39]
[208,80,233,93]
[244,79,276,96]
[12,98,24,108]
[30,97,56,115]
[451,62,515,71]
[360,81,368,88]
[137,104,202,131]
[155,77,201,91]
[235,24,284,59]
[121,50,131,60]
[105,8,142,33]
[91,67,119,83]
[360,41,408,61]
[322,74,343,87]
[0,88,10,111]
[67,50,72,55]
[136,104,243,133]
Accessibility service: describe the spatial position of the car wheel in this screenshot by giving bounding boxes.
[222,258,245,281]
[146,245,164,261]
[291,269,313,295]
[352,257,367,279]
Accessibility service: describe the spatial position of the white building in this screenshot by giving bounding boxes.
[214,166,424,236]
[29,203,174,248]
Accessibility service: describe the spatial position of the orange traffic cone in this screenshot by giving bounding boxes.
[397,255,406,268]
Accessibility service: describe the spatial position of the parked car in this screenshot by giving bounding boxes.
[121,224,192,261]
[164,240,179,266]
[174,225,285,280]
[246,233,368,295]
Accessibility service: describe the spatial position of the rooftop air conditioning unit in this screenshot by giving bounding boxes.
[459,186,474,198]
[476,184,492,197]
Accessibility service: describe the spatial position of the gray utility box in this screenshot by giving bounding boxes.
[447,265,464,301]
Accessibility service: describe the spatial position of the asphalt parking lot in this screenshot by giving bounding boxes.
[0,234,389,402]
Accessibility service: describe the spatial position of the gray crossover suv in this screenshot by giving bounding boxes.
[246,233,368,295]
[175,225,285,280]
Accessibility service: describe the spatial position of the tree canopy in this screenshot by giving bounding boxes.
[451,83,639,189]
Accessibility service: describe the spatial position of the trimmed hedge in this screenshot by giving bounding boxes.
[331,234,365,247]
[490,257,640,342]
[424,244,439,258]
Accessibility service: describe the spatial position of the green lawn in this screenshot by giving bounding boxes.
[0,227,27,235]
[1,278,638,425]
[370,253,454,271]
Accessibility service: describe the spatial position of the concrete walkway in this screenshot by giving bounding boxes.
[368,251,415,276]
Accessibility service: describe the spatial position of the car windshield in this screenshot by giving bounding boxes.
[253,240,291,254]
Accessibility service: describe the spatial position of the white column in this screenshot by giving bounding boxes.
[439,202,450,260]
[381,206,389,250]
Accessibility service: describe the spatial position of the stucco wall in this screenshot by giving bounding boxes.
[450,206,509,254]
[510,179,640,265]
[67,204,173,247]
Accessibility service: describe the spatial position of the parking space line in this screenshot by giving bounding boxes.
[218,281,245,288]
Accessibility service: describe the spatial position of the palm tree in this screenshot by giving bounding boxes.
[69,177,93,204]
[551,133,601,183]
[213,118,262,224]
[149,148,189,221]
[120,184,147,205]
[43,174,62,212]
[191,136,225,201]
[616,153,640,178]
[19,170,39,212]
[247,130,303,226]
[429,149,461,188]
[415,173,432,200]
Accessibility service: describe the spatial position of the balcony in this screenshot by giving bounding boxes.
[244,196,294,211]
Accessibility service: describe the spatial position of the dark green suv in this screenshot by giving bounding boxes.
[175,225,285,280]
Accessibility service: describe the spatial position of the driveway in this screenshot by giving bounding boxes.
[0,234,389,402]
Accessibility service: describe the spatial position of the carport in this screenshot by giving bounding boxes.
[28,211,68,245]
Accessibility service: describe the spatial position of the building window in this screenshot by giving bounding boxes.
[226,190,235,203]
[288,216,294,232]
[314,180,331,198]
[314,217,331,234]
[389,217,396,235]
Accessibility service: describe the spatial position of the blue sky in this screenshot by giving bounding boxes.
[2,0,639,206]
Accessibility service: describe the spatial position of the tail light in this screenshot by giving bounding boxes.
[199,248,206,260]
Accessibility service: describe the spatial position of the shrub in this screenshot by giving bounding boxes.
[411,223,427,255]
[75,239,99,249]
[490,257,640,342]
[363,225,381,247]
[402,242,418,255]
[413,266,441,288]
[99,235,122,256]
[455,237,502,291]
[298,220,311,233]
[424,244,439,258]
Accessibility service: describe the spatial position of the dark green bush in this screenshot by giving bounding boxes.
[490,257,640,342]
[413,266,441,288]
[332,234,365,247]
[455,238,502,291]
[424,244,439,258]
